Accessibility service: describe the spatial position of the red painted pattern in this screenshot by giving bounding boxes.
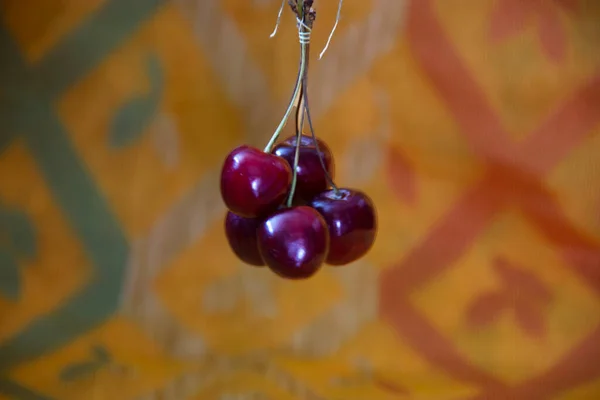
[381,0,600,398]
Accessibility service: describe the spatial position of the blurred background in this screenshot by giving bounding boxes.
[1,0,600,399]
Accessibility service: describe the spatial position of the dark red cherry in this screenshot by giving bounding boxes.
[224,212,265,266]
[309,188,377,266]
[220,145,292,218]
[272,134,335,201]
[257,206,329,279]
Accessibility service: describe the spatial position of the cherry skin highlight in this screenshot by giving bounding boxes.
[224,211,265,266]
[220,145,292,218]
[257,206,329,279]
[309,188,377,266]
[272,134,335,201]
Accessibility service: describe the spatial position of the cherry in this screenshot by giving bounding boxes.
[309,188,377,266]
[220,145,292,218]
[224,211,265,266]
[272,134,335,201]
[257,206,329,279]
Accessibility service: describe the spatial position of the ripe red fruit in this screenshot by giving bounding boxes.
[257,206,329,279]
[220,145,292,218]
[224,211,265,266]
[309,188,377,266]
[272,134,335,201]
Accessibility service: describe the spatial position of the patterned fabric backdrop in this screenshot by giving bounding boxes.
[1,0,600,398]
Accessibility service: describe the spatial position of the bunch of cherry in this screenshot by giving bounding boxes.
[220,0,375,279]
[220,132,377,279]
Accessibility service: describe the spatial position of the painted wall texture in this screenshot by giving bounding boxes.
[0,0,600,398]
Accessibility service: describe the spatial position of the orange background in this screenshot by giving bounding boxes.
[0,0,599,399]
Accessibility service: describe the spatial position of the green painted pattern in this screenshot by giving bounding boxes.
[59,345,111,382]
[109,54,164,148]
[0,0,166,397]
[0,203,37,300]
[0,132,16,156]
[35,0,165,99]
[0,378,53,400]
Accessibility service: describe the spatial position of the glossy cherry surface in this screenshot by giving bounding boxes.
[309,188,377,266]
[220,145,292,218]
[257,206,329,279]
[224,211,265,266]
[272,134,335,201]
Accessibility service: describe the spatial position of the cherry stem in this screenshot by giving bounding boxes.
[264,1,309,154]
[263,48,306,153]
[274,1,339,206]
[301,69,340,194]
[285,86,305,207]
